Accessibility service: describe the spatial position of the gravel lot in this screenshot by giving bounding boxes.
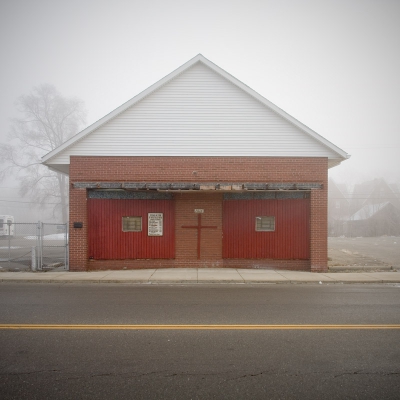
[328,236,400,269]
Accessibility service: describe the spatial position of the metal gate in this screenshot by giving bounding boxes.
[0,222,68,271]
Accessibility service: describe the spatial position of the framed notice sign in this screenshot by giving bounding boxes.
[148,213,163,236]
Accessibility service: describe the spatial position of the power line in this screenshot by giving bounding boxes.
[344,146,400,149]
[0,199,62,205]
[330,197,400,200]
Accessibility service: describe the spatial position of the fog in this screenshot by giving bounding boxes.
[1,0,399,221]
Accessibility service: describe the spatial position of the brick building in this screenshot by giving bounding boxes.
[43,55,349,272]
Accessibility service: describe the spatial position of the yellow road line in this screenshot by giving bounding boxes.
[0,324,400,330]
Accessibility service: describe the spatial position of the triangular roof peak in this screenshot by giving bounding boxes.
[43,54,349,172]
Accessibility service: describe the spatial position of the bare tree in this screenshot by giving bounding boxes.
[0,84,86,222]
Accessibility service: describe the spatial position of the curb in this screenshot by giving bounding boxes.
[329,266,397,272]
[1,278,400,285]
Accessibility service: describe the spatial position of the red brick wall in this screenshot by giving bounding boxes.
[86,258,310,271]
[69,156,328,272]
[310,186,328,272]
[175,192,223,266]
[70,156,326,182]
[69,188,88,271]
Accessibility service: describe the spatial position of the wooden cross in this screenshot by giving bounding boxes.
[181,213,217,259]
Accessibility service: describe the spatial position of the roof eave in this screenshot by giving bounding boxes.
[45,164,69,175]
[328,155,351,169]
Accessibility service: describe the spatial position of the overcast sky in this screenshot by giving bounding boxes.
[1,0,399,189]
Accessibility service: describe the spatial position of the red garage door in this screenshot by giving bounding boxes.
[223,198,310,259]
[88,198,174,259]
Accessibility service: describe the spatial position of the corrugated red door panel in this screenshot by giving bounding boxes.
[223,199,310,259]
[88,199,174,259]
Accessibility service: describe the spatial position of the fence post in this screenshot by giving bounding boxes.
[65,223,69,270]
[37,221,42,270]
[7,221,12,264]
[31,246,36,271]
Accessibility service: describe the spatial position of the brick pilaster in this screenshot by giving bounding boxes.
[310,167,328,272]
[69,187,88,271]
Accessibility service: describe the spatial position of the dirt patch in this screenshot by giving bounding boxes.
[328,236,400,270]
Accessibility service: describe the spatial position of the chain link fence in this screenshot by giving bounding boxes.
[0,222,68,272]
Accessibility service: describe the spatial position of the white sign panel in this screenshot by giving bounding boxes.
[194,209,204,213]
[148,213,163,236]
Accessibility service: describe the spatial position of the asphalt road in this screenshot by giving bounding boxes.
[1,283,399,399]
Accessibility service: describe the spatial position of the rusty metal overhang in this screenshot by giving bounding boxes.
[73,182,323,191]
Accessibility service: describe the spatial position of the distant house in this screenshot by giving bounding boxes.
[42,54,349,272]
[350,178,400,213]
[389,183,400,202]
[328,179,350,236]
[347,178,400,237]
[346,202,400,237]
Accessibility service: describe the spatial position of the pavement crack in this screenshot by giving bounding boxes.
[333,370,400,378]
[226,369,400,382]
[136,370,169,378]
[226,371,269,381]
[55,370,169,381]
[0,369,61,376]
[89,370,171,379]
[165,372,220,378]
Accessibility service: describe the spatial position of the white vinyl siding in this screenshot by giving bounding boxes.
[49,63,339,165]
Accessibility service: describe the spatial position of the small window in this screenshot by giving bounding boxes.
[122,216,142,232]
[255,216,275,232]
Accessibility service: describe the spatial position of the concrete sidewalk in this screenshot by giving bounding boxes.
[0,268,399,284]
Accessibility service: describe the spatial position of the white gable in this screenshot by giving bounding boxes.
[43,55,349,174]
